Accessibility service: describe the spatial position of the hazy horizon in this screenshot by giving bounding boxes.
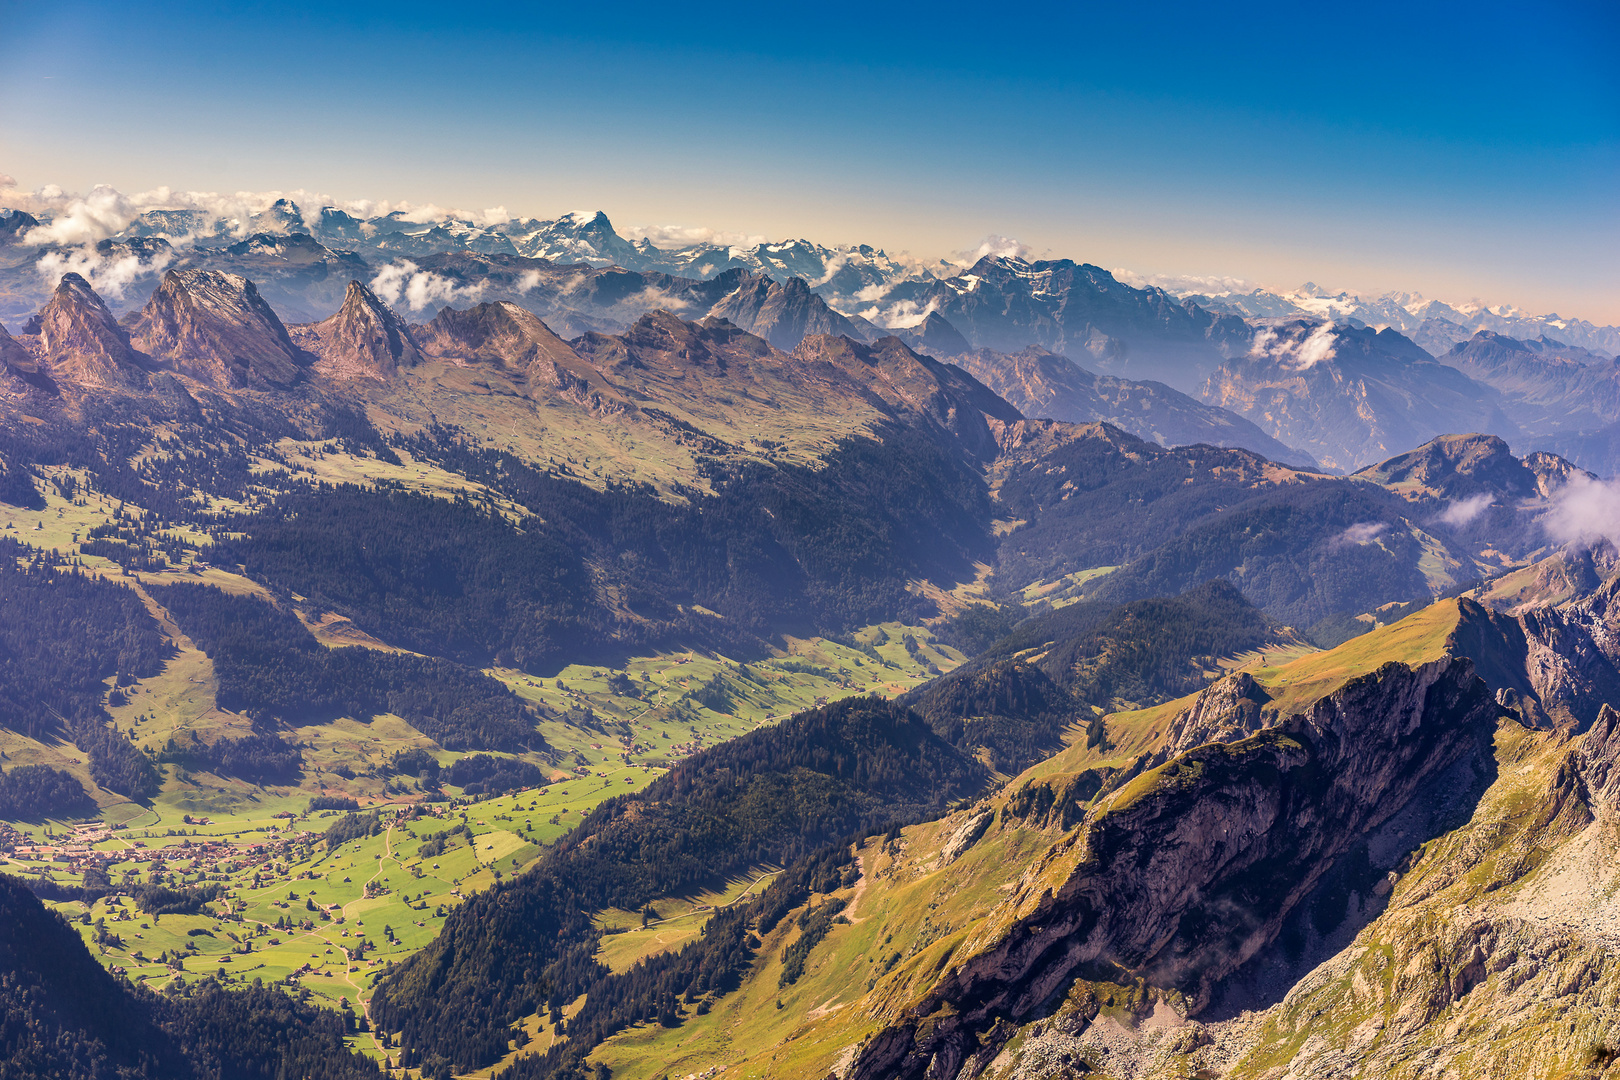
[3,1,1616,321]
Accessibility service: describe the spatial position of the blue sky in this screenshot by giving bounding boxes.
[2,0,1616,319]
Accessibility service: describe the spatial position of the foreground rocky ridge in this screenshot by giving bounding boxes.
[560,582,1620,1080]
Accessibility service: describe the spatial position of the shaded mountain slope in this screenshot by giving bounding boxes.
[1200,320,1516,471]
[125,268,306,389]
[0,873,381,1080]
[956,345,1313,465]
[1438,330,1620,436]
[882,256,1250,390]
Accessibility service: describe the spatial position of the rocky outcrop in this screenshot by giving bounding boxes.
[419,300,561,368]
[1151,670,1275,766]
[18,273,146,389]
[791,333,1022,461]
[902,311,972,358]
[1195,701,1620,1080]
[126,269,305,389]
[845,658,1497,1080]
[1449,587,1620,732]
[959,345,1314,465]
[1353,432,1587,502]
[293,280,422,380]
[706,274,872,350]
[417,299,629,414]
[1201,322,1517,471]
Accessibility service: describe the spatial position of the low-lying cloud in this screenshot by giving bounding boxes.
[956,235,1029,264]
[1333,521,1388,547]
[1111,269,1260,296]
[1250,321,1339,370]
[369,261,481,312]
[858,297,940,330]
[1544,474,1620,550]
[0,178,510,251]
[1436,493,1493,527]
[619,223,769,251]
[34,244,172,301]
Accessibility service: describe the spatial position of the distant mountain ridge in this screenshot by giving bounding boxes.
[9,198,1620,475]
[7,195,1612,361]
[1178,279,1620,357]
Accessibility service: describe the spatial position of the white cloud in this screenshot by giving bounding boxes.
[1544,474,1620,550]
[619,223,769,250]
[955,235,1029,265]
[34,244,172,301]
[1436,493,1492,527]
[1333,521,1388,547]
[1111,269,1259,296]
[369,260,480,312]
[15,184,136,246]
[857,297,940,329]
[1249,320,1339,370]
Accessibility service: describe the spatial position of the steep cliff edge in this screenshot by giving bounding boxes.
[843,658,1497,1080]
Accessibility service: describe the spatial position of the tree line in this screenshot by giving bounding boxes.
[370,696,990,1077]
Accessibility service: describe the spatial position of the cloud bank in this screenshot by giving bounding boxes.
[1544,474,1620,550]
[369,261,482,312]
[1436,493,1493,527]
[1249,321,1339,369]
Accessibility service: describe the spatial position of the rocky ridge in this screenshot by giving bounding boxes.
[125,268,306,389]
[291,280,423,380]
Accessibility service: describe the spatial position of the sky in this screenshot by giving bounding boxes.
[2,0,1617,320]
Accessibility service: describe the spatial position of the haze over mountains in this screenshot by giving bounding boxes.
[6,178,1620,1080]
[6,194,1618,476]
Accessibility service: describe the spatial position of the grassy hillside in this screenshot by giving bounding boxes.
[569,596,1493,1080]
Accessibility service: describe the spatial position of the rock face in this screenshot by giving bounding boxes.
[126,269,305,389]
[705,274,871,350]
[418,300,628,413]
[957,345,1315,466]
[293,280,422,380]
[846,658,1496,1080]
[1203,700,1620,1080]
[18,273,146,389]
[1353,432,1586,502]
[790,333,1023,462]
[892,256,1252,390]
[902,311,973,358]
[1200,321,1517,471]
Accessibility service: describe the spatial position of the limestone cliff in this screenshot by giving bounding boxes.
[845,658,1497,1080]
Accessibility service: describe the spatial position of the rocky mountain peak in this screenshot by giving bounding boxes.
[1353,433,1583,502]
[21,273,145,389]
[422,300,558,364]
[0,208,41,245]
[705,274,864,350]
[419,299,626,412]
[293,280,422,381]
[906,310,971,358]
[126,269,304,389]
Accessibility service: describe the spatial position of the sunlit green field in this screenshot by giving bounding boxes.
[8,771,656,1064]
[0,444,968,1071]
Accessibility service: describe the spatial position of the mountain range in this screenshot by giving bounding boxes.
[7,199,1619,476]
[5,195,1620,1080]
